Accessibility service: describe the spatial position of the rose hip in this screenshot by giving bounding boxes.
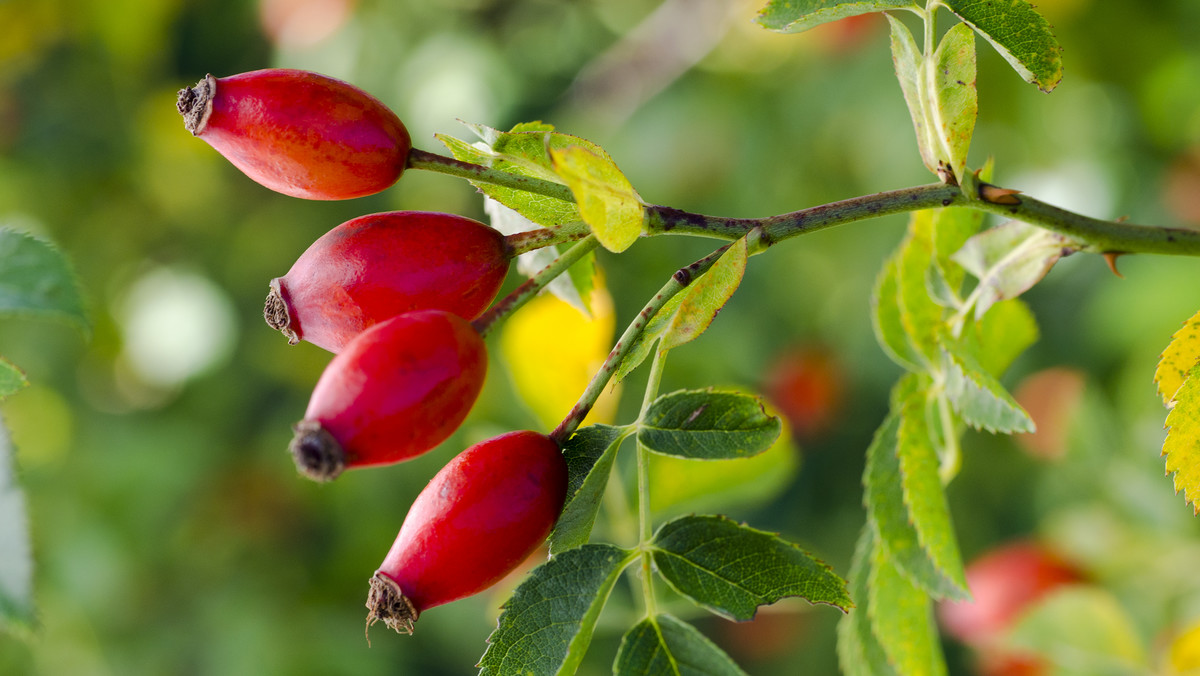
[177,68,411,200]
[264,211,509,353]
[365,430,567,634]
[289,310,486,481]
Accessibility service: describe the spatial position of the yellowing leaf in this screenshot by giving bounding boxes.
[1169,619,1200,675]
[500,280,620,430]
[1157,309,1200,407]
[1163,362,1200,514]
[550,145,643,253]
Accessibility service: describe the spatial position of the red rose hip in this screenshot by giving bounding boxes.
[264,211,509,353]
[177,68,411,200]
[289,310,486,481]
[365,430,567,634]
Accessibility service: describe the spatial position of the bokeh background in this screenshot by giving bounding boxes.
[2,0,1200,673]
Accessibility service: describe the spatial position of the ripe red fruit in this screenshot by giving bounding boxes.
[365,430,567,634]
[264,211,510,353]
[939,541,1083,646]
[177,68,411,200]
[289,310,486,481]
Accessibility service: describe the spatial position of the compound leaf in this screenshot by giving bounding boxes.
[952,220,1071,319]
[863,380,969,601]
[0,228,87,330]
[966,297,1039,377]
[0,358,28,399]
[941,338,1034,433]
[639,389,781,460]
[549,145,643,253]
[896,212,943,363]
[837,528,898,676]
[1164,362,1200,514]
[614,614,746,676]
[1156,309,1200,407]
[872,255,923,372]
[929,22,978,183]
[944,0,1063,92]
[867,540,948,676]
[0,418,33,628]
[549,425,632,555]
[756,0,919,34]
[651,515,851,621]
[479,544,635,676]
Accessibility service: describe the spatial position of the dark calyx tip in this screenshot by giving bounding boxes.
[289,421,346,482]
[264,279,299,344]
[365,572,418,637]
[177,74,216,136]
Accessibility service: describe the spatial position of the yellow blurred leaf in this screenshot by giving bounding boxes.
[500,279,620,430]
[1169,619,1200,675]
[1163,362,1200,514]
[549,145,643,253]
[1157,309,1200,406]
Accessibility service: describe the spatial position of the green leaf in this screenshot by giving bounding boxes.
[482,198,594,314]
[0,228,87,330]
[649,420,798,516]
[479,544,635,676]
[613,614,746,676]
[867,540,948,676]
[1005,587,1147,672]
[662,238,747,350]
[887,14,929,171]
[549,145,643,253]
[756,0,919,34]
[965,297,1039,377]
[940,338,1034,433]
[1163,362,1200,514]
[614,238,749,382]
[943,0,1064,92]
[837,528,898,676]
[0,358,28,399]
[1156,309,1200,406]
[863,380,969,601]
[0,417,34,628]
[438,121,615,229]
[638,389,782,460]
[872,256,923,372]
[929,22,978,183]
[549,425,632,555]
[652,515,851,621]
[953,220,1072,320]
[896,212,943,364]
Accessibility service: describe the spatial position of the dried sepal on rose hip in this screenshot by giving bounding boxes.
[365,430,567,635]
[289,310,486,481]
[177,68,411,200]
[264,211,510,353]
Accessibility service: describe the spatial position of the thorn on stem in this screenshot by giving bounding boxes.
[1102,252,1125,278]
[979,183,1023,205]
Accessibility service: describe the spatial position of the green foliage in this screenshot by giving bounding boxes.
[0,359,27,399]
[613,614,746,676]
[479,545,635,675]
[549,145,643,253]
[638,389,781,460]
[864,379,969,600]
[953,220,1072,320]
[866,538,947,676]
[756,0,919,34]
[0,228,87,331]
[550,424,631,555]
[651,515,852,621]
[614,237,748,383]
[1163,362,1200,513]
[943,0,1064,92]
[940,338,1034,433]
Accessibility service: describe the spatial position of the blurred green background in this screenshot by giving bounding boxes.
[2,0,1200,673]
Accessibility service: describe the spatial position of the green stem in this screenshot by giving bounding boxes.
[645,183,1200,256]
[470,235,599,338]
[406,148,576,202]
[635,347,668,617]
[550,244,731,445]
[503,221,593,257]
